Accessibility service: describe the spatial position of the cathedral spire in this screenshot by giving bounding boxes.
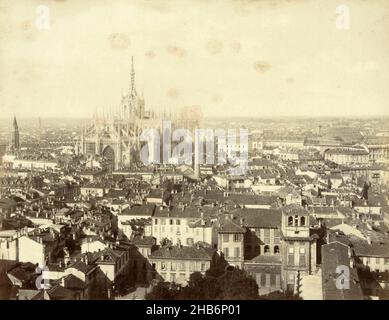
[130,56,136,97]
[11,116,20,151]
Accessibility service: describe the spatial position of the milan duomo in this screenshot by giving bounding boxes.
[77,58,200,171]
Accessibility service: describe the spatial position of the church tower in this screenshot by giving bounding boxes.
[280,204,317,294]
[11,116,20,151]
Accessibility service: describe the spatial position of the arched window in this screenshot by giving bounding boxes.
[274,246,280,254]
[288,216,293,226]
[300,216,306,226]
[294,215,299,226]
[264,245,270,254]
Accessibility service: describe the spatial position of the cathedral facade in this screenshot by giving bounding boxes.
[78,58,200,170]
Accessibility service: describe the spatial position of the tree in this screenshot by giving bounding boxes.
[145,281,181,300]
[128,218,149,237]
[146,266,260,300]
[216,269,259,300]
[160,237,172,248]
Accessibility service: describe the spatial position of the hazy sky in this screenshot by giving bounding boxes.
[1,0,389,119]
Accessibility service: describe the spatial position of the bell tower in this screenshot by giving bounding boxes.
[280,204,317,294]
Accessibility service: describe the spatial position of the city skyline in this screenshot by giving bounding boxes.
[0,0,389,303]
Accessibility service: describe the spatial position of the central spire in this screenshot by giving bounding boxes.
[130,56,136,97]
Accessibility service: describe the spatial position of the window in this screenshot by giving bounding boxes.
[189,262,195,272]
[179,262,186,271]
[170,219,174,225]
[288,251,295,265]
[264,245,270,254]
[171,273,176,283]
[266,274,271,287]
[187,238,194,246]
[235,247,240,257]
[161,219,166,225]
[176,219,181,225]
[223,248,229,257]
[261,273,266,287]
[299,247,305,254]
[223,234,229,242]
[288,247,294,254]
[270,274,276,287]
[274,228,280,244]
[294,215,299,226]
[299,254,306,267]
[384,258,389,265]
[300,216,306,226]
[288,216,293,226]
[154,219,158,225]
[233,234,240,242]
[201,263,206,271]
[274,246,280,254]
[171,262,176,271]
[161,263,166,270]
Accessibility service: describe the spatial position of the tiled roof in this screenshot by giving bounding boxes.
[31,285,76,300]
[226,194,279,206]
[67,260,96,274]
[154,205,217,219]
[149,246,214,260]
[217,217,245,234]
[63,274,85,289]
[231,208,281,228]
[326,148,368,155]
[352,240,389,258]
[119,204,156,216]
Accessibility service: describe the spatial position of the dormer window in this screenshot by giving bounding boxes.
[300,216,306,226]
[288,216,293,226]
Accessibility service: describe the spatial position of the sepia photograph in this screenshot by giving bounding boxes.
[0,0,389,307]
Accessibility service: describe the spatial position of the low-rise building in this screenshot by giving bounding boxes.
[149,245,216,285]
